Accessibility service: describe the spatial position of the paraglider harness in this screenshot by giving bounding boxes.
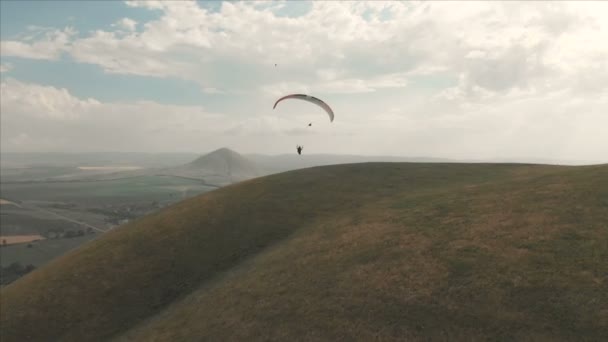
[297,146,303,155]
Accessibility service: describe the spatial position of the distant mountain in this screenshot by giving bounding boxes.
[167,148,259,185]
[188,148,258,175]
[0,149,260,186]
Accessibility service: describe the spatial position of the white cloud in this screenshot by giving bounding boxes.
[1,1,607,161]
[0,78,100,120]
[261,82,311,97]
[114,18,138,32]
[261,72,408,96]
[3,1,603,97]
[125,0,169,11]
[0,62,12,73]
[1,76,606,161]
[68,30,188,77]
[201,87,224,94]
[224,115,288,136]
[315,73,408,94]
[0,78,235,152]
[0,27,75,60]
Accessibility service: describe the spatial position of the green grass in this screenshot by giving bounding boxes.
[0,175,214,205]
[0,234,99,268]
[1,162,607,341]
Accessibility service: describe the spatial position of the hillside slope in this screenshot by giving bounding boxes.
[246,153,453,175]
[1,163,607,341]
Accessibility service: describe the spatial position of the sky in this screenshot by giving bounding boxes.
[1,1,607,163]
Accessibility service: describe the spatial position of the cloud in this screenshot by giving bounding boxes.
[0,78,234,152]
[113,18,138,32]
[125,0,168,11]
[68,30,188,77]
[0,27,76,60]
[201,87,224,94]
[0,62,12,73]
[261,72,408,96]
[261,82,311,97]
[224,115,287,136]
[1,1,606,161]
[3,1,605,97]
[0,78,100,120]
[1,76,606,161]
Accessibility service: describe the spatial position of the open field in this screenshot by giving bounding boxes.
[77,166,143,171]
[0,152,198,170]
[0,167,82,183]
[1,206,102,234]
[1,162,606,341]
[1,175,217,235]
[0,199,20,206]
[0,174,218,283]
[1,175,215,205]
[0,150,247,279]
[0,235,45,246]
[1,234,98,268]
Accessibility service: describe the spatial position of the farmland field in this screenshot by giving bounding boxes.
[0,235,45,246]
[1,175,216,205]
[1,174,219,283]
[1,234,98,268]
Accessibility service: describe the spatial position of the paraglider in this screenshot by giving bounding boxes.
[273,94,334,122]
[274,94,334,155]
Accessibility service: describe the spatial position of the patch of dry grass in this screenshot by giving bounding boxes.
[0,235,45,245]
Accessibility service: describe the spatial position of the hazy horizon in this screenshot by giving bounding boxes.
[1,148,603,167]
[2,1,607,162]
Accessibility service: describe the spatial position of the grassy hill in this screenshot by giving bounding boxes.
[1,163,606,341]
[245,153,454,175]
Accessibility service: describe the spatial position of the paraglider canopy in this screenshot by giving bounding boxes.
[273,94,334,122]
